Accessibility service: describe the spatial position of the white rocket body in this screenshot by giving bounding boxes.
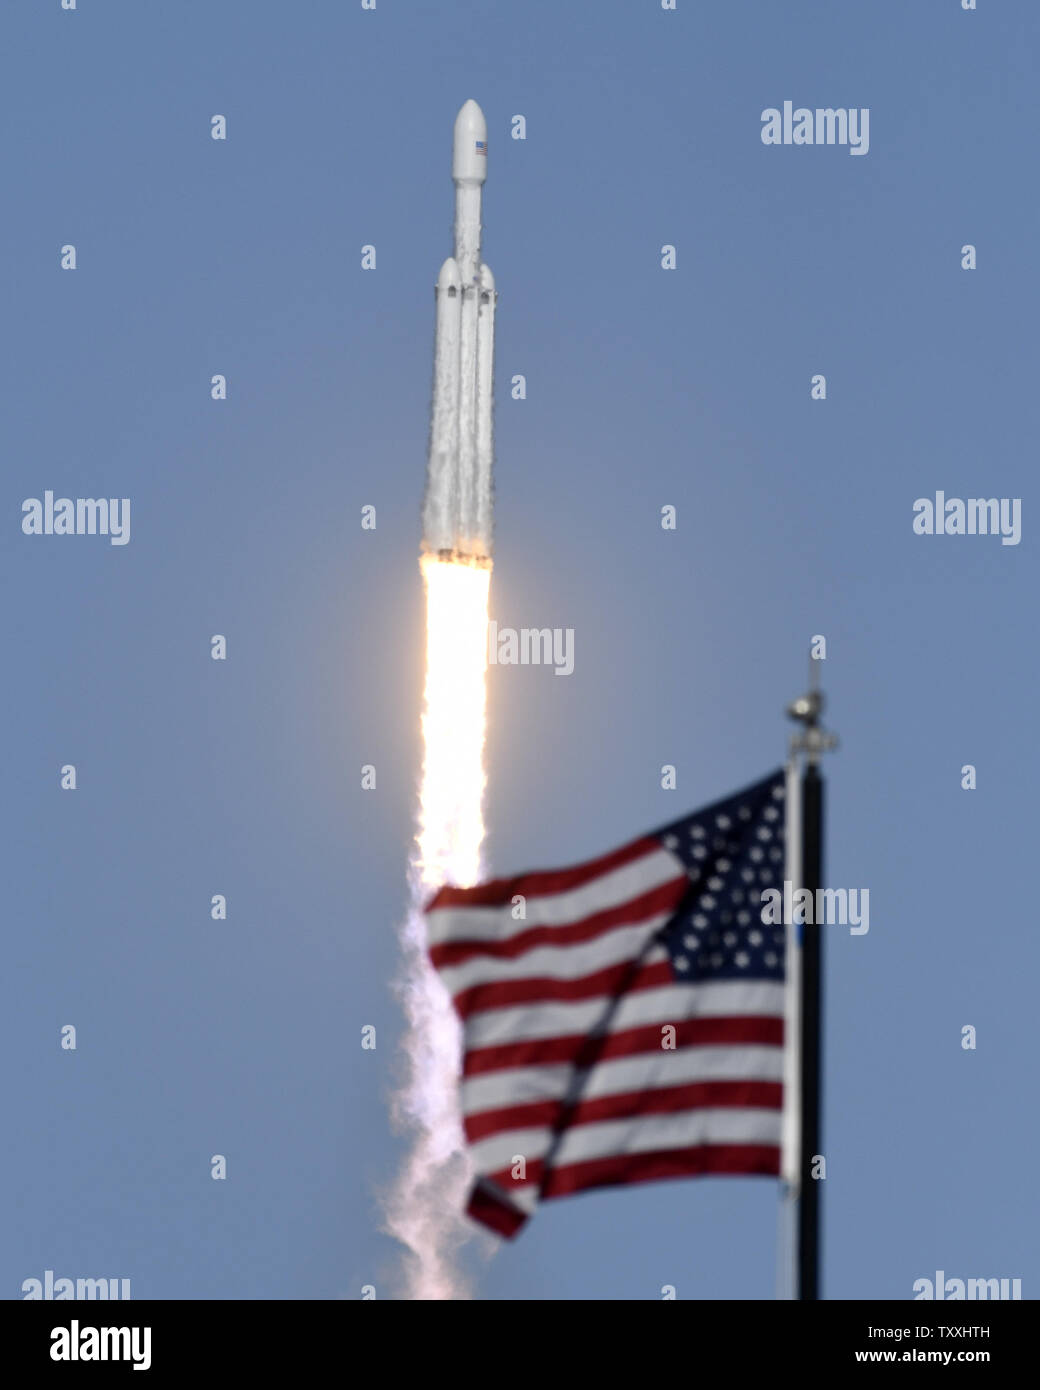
[422,100,496,560]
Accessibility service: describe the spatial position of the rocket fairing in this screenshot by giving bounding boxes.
[421,100,496,562]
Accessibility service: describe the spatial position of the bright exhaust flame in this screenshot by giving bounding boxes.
[416,554,492,887]
[386,552,491,1300]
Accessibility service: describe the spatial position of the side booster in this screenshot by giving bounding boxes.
[422,100,496,561]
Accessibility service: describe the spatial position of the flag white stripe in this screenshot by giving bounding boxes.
[471,1107,782,1175]
[427,846,682,946]
[462,1043,784,1117]
[439,915,673,998]
[464,974,786,1052]
[552,1106,782,1170]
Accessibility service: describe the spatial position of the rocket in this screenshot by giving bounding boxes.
[421,100,496,562]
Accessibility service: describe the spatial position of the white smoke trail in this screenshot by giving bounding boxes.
[385,554,492,1299]
[386,896,474,1299]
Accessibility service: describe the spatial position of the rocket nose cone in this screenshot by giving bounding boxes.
[453,99,487,183]
[437,257,461,291]
[455,98,485,135]
[479,263,495,291]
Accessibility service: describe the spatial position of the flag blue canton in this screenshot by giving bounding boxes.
[654,772,787,984]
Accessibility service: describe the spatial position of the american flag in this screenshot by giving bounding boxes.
[427,770,790,1237]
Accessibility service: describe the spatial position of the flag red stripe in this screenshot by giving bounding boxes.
[463,1014,785,1077]
[429,875,688,969]
[426,835,660,911]
[464,1078,782,1143]
[479,1143,781,1209]
[542,1142,782,1198]
[466,1182,526,1239]
[453,958,674,1019]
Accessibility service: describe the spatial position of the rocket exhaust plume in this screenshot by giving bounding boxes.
[385,100,496,1299]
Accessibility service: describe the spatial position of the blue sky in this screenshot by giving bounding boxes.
[3,0,1037,1300]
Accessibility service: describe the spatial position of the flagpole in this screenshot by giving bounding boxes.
[786,662,836,1301]
[798,756,823,1300]
[777,758,801,1300]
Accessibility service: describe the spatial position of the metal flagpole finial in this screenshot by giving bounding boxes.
[786,657,838,767]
